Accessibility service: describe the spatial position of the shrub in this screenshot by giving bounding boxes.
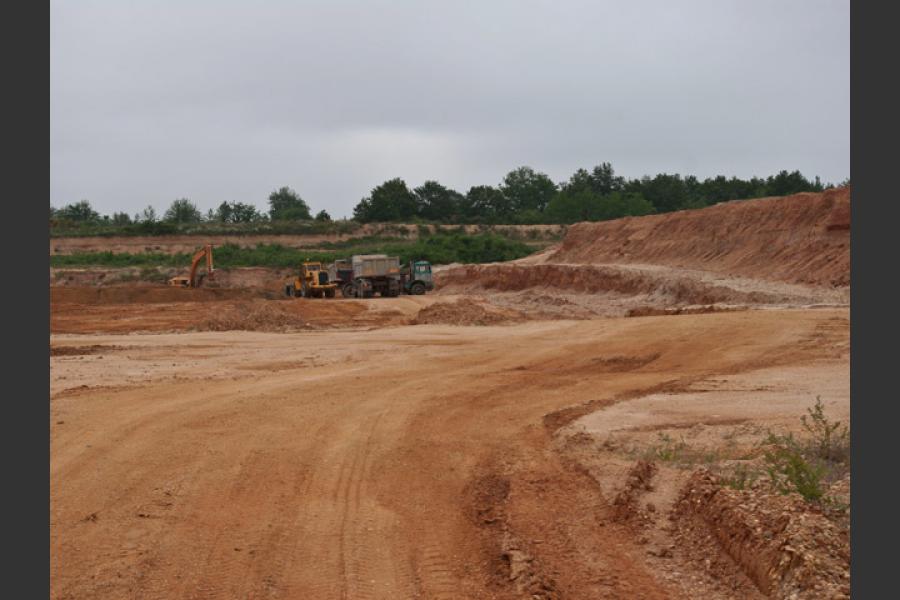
[762,433,827,502]
[801,396,850,463]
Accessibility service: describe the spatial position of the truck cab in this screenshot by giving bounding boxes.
[404,261,434,295]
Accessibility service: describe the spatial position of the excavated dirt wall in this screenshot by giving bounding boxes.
[550,187,850,288]
[674,470,850,599]
[50,286,258,305]
[436,263,804,306]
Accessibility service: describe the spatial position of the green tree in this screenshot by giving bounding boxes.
[315,209,332,222]
[58,200,100,222]
[595,192,655,220]
[630,174,690,213]
[112,212,132,225]
[765,170,814,196]
[415,180,464,222]
[214,201,262,223]
[546,189,654,223]
[141,205,158,223]
[268,186,311,220]
[500,166,558,213]
[562,168,594,195]
[164,198,203,223]
[590,162,625,195]
[353,178,418,222]
[231,202,262,223]
[214,201,233,223]
[545,188,595,223]
[463,185,511,221]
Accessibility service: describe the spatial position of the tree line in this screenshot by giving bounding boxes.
[352,164,847,224]
[50,186,330,226]
[51,164,848,228]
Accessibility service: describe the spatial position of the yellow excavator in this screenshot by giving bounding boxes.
[285,261,337,298]
[168,244,216,288]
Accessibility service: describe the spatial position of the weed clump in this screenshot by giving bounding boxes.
[762,432,828,501]
[801,396,850,463]
[745,397,849,504]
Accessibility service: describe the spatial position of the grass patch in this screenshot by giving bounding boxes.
[49,232,535,268]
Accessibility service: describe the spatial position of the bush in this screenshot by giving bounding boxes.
[801,396,850,463]
[762,433,827,502]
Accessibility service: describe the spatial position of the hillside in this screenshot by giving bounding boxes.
[549,187,850,287]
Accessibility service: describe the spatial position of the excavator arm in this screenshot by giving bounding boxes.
[187,244,215,287]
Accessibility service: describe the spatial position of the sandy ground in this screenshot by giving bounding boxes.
[49,191,852,598]
[50,307,848,599]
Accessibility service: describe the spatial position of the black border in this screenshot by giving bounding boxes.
[16,0,52,596]
[850,1,891,597]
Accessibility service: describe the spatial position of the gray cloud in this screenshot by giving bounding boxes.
[51,0,849,218]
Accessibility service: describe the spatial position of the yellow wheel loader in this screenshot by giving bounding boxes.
[285,261,337,298]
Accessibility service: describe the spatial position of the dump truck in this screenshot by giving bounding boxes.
[168,244,216,288]
[351,255,401,298]
[327,259,356,298]
[284,261,338,298]
[342,255,434,298]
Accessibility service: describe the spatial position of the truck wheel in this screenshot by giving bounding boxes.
[285,285,293,297]
[411,282,426,295]
[342,283,355,298]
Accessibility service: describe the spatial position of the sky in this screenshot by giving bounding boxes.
[50,0,850,219]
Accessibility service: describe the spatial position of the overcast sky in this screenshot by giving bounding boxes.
[51,0,849,218]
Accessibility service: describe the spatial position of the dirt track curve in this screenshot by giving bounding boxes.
[51,308,847,599]
[51,189,851,598]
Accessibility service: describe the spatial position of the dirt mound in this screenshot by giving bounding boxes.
[550,187,850,288]
[626,305,744,318]
[674,469,850,599]
[49,286,380,334]
[414,298,527,326]
[51,267,293,292]
[50,286,256,305]
[50,344,125,356]
[199,300,317,332]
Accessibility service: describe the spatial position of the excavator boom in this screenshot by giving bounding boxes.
[188,245,215,287]
[169,244,215,287]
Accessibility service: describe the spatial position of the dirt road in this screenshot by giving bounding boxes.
[50,308,848,599]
